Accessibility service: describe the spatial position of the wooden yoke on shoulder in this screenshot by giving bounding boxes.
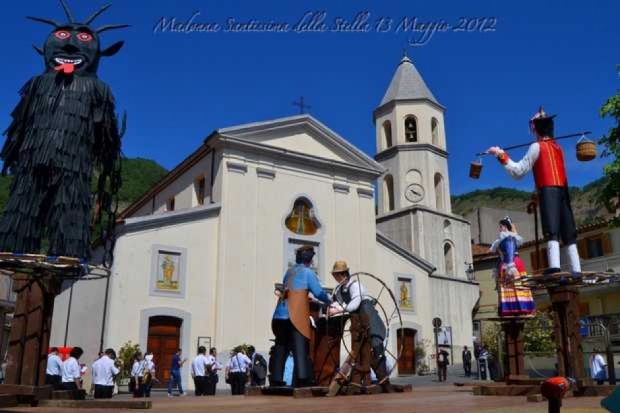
[287,289,311,339]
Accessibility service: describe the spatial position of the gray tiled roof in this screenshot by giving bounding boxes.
[380,56,440,106]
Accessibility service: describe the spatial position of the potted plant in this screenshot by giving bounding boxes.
[415,340,430,375]
[116,341,141,387]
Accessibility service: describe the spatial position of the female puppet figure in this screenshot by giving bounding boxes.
[490,217,535,316]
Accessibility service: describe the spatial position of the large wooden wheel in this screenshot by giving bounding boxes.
[331,272,404,386]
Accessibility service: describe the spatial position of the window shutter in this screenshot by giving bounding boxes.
[602,233,612,255]
[577,238,588,259]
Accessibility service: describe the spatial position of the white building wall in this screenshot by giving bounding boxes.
[430,276,478,357]
[375,241,432,374]
[215,149,379,359]
[103,211,220,389]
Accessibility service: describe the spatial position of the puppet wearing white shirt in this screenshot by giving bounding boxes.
[487,107,581,275]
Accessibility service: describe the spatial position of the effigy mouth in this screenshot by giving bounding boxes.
[54,57,83,66]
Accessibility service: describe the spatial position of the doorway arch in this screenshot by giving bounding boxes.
[397,328,417,375]
[147,315,182,386]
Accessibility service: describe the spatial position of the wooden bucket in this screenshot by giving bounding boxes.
[576,138,596,162]
[469,160,482,179]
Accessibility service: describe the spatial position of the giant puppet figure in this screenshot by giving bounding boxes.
[487,108,581,274]
[490,217,535,316]
[0,0,126,262]
[271,245,331,387]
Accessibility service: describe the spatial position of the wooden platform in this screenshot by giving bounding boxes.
[247,384,412,398]
[473,384,544,396]
[0,384,53,407]
[517,271,618,289]
[0,252,110,279]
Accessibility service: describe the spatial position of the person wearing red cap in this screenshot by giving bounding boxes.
[487,108,581,275]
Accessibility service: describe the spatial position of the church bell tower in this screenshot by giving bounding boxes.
[374,55,451,215]
[374,54,471,278]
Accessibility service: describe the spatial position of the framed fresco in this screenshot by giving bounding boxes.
[395,275,414,313]
[197,336,211,352]
[150,245,187,298]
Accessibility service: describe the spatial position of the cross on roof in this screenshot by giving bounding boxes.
[293,96,311,114]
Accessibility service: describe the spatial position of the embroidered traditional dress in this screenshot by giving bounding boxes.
[490,231,535,316]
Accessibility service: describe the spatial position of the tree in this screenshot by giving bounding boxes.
[523,311,555,355]
[598,88,620,226]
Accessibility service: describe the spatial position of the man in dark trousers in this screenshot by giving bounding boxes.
[462,346,472,377]
[248,345,267,386]
[438,349,450,382]
[271,245,331,387]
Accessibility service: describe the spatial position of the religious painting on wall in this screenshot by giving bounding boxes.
[396,276,414,311]
[157,252,180,290]
[150,245,187,298]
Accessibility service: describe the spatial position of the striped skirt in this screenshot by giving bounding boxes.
[498,257,535,316]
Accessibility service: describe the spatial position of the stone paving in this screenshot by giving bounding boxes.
[1,367,612,412]
[2,384,608,413]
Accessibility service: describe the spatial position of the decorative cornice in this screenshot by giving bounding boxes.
[375,143,448,162]
[376,204,470,225]
[226,161,248,174]
[219,135,383,180]
[333,183,350,194]
[120,204,221,234]
[373,99,446,122]
[256,167,276,180]
[357,187,374,199]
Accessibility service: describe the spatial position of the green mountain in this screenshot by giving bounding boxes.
[451,178,610,226]
[116,157,169,210]
[0,157,168,215]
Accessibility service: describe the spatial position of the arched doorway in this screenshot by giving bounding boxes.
[397,328,417,375]
[147,315,182,387]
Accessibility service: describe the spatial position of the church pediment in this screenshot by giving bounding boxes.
[216,115,384,174]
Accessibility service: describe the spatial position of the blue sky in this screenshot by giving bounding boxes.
[0,1,618,196]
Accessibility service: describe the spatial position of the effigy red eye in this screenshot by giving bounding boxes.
[77,32,93,42]
[54,30,70,40]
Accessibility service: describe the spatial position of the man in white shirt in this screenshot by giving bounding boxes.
[191,346,209,396]
[591,348,608,385]
[61,347,84,398]
[92,349,119,399]
[45,347,64,389]
[205,347,223,396]
[226,350,251,395]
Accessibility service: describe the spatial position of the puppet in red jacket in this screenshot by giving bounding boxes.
[487,107,581,275]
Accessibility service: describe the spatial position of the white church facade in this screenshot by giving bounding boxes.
[49,56,479,389]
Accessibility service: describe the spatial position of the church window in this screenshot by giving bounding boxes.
[405,116,418,142]
[167,197,175,212]
[285,198,320,236]
[195,176,206,206]
[443,242,454,276]
[383,175,395,212]
[382,120,393,149]
[431,117,439,146]
[434,173,444,210]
